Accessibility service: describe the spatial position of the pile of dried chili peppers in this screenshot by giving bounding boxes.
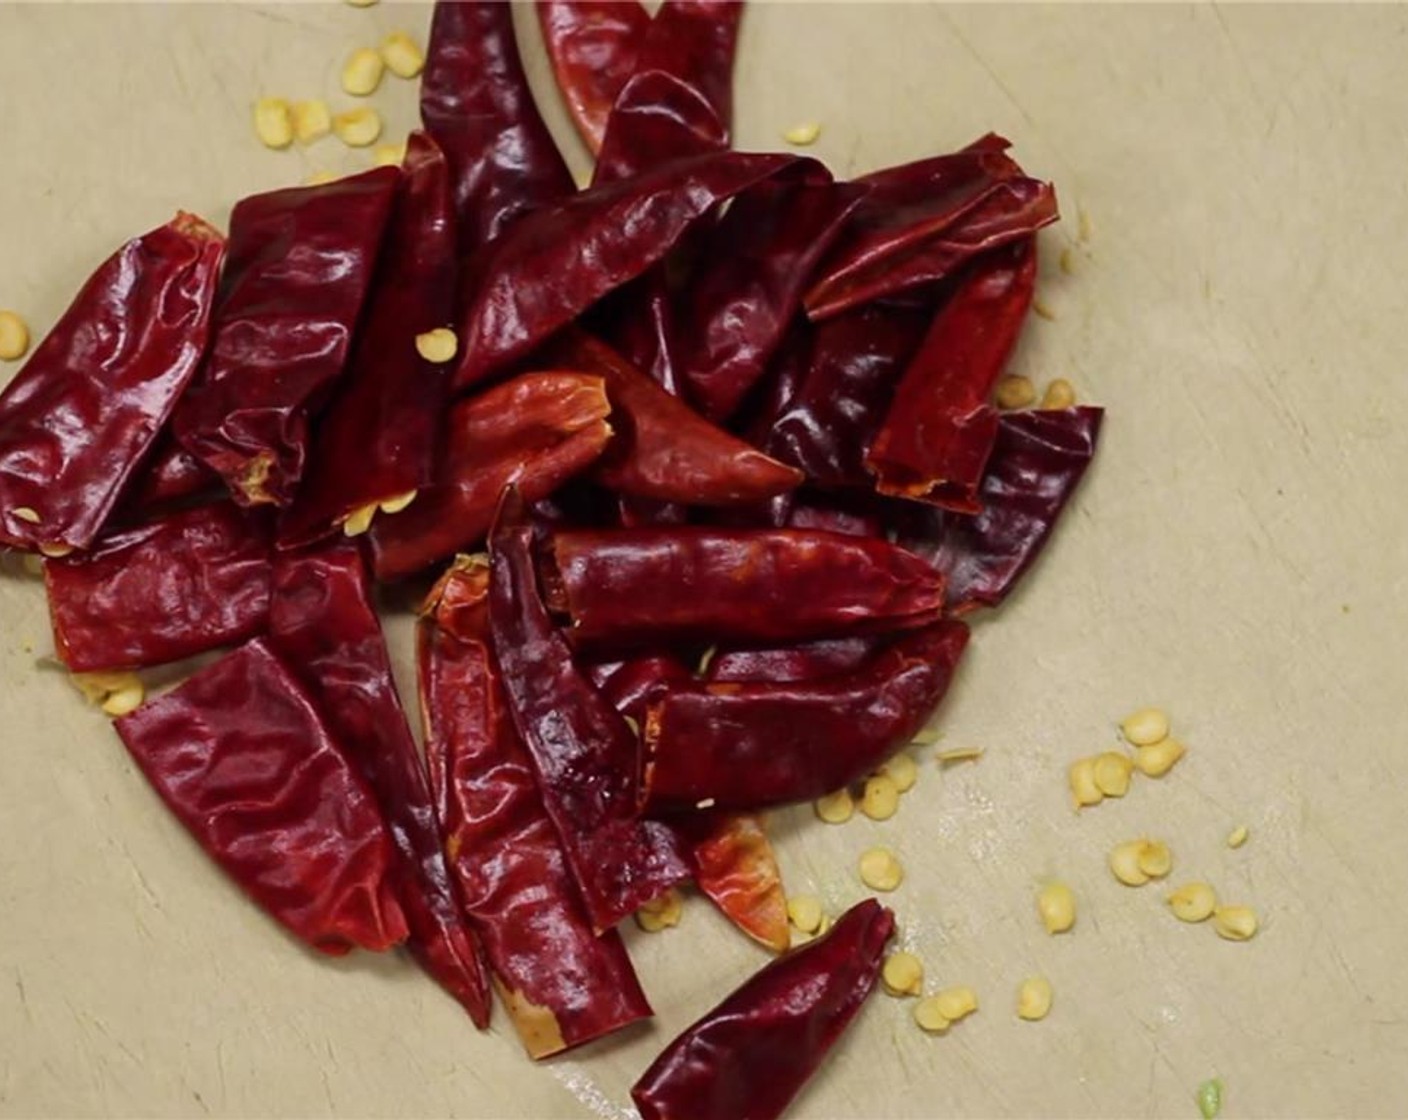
[0,3,1102,1116]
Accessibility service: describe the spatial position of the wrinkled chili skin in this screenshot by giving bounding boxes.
[175,170,399,508]
[368,373,612,581]
[591,655,697,724]
[114,638,409,956]
[866,240,1037,512]
[419,559,652,1057]
[537,0,650,154]
[631,898,895,1120]
[676,812,789,953]
[488,491,690,931]
[0,213,225,553]
[268,543,491,1027]
[705,636,877,685]
[45,502,272,672]
[545,527,946,649]
[646,620,969,811]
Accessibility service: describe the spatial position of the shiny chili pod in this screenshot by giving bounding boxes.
[268,543,491,1027]
[128,438,220,511]
[113,637,409,956]
[537,0,650,154]
[175,169,400,508]
[0,212,224,554]
[646,620,969,811]
[677,813,789,953]
[45,502,272,672]
[631,898,895,1120]
[705,636,877,685]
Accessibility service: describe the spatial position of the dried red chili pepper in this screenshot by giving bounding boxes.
[631,898,895,1120]
[175,169,399,508]
[591,654,697,723]
[543,527,946,649]
[488,490,690,931]
[268,543,491,1027]
[114,637,409,956]
[421,0,574,251]
[368,372,611,581]
[280,133,455,549]
[419,557,652,1057]
[677,813,789,953]
[128,438,220,511]
[45,502,272,672]
[645,620,969,811]
[0,212,224,554]
[866,240,1037,512]
[537,0,650,154]
[705,636,877,685]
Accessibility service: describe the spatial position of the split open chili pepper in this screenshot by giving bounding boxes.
[45,502,272,672]
[866,239,1037,512]
[488,490,690,931]
[268,542,491,1027]
[368,372,611,581]
[175,169,399,509]
[537,0,650,154]
[418,556,653,1057]
[0,212,224,554]
[676,813,789,954]
[645,620,969,812]
[631,897,895,1120]
[114,637,409,956]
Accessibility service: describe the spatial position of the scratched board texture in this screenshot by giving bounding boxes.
[3,4,1408,1118]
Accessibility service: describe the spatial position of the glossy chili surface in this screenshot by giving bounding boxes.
[537,0,649,154]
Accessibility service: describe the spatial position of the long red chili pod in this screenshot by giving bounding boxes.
[280,133,455,550]
[645,620,969,811]
[421,0,574,252]
[631,898,895,1120]
[488,490,690,932]
[543,527,946,649]
[537,0,650,154]
[368,372,612,581]
[678,813,789,954]
[45,502,272,672]
[175,169,400,508]
[0,212,224,554]
[419,557,653,1057]
[866,240,1037,512]
[268,543,491,1028]
[113,637,409,956]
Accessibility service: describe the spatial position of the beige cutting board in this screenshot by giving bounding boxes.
[3,4,1408,1117]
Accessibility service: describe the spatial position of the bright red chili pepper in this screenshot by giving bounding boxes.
[0,212,224,554]
[113,637,409,956]
[631,898,895,1120]
[677,813,789,953]
[537,0,650,154]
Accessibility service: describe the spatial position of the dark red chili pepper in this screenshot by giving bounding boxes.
[368,372,611,581]
[113,637,409,956]
[268,543,491,1027]
[0,212,224,554]
[542,527,946,649]
[421,0,574,251]
[418,557,652,1057]
[645,620,969,811]
[781,495,886,538]
[488,490,690,932]
[128,438,220,510]
[537,0,650,154]
[175,169,400,509]
[280,133,455,550]
[705,636,877,685]
[677,813,789,953]
[45,502,272,672]
[631,898,895,1120]
[591,654,697,724]
[866,240,1037,512]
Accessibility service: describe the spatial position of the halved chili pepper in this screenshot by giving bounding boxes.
[537,0,650,154]
[268,543,491,1027]
[367,372,612,581]
[419,557,652,1057]
[0,212,224,554]
[488,490,690,932]
[45,502,272,672]
[645,620,969,812]
[175,169,400,508]
[677,813,789,954]
[866,240,1037,512]
[631,898,895,1120]
[113,637,409,956]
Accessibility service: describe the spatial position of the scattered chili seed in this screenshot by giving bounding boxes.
[1212,905,1258,942]
[1040,378,1076,410]
[858,847,903,892]
[1092,751,1133,797]
[11,506,40,524]
[994,374,1037,410]
[380,32,425,79]
[1167,882,1217,923]
[1109,839,1151,887]
[415,327,459,364]
[936,746,984,765]
[344,0,378,7]
[1015,976,1053,1021]
[1068,756,1103,808]
[1037,882,1076,934]
[0,310,30,361]
[378,490,416,515]
[786,894,823,935]
[341,47,386,97]
[342,503,377,537]
[291,99,332,145]
[1032,297,1056,322]
[783,122,822,146]
[932,986,978,1023]
[880,951,923,997]
[859,773,900,821]
[305,170,339,186]
[913,995,951,1034]
[1227,824,1249,849]
[814,789,854,825]
[635,889,684,933]
[1120,706,1170,746]
[1137,840,1172,879]
[1134,738,1186,777]
[38,543,73,558]
[253,97,294,150]
[880,753,918,792]
[372,142,407,168]
[1059,246,1077,275]
[333,107,383,148]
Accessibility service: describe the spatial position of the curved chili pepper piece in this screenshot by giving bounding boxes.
[645,620,969,811]
[45,502,272,672]
[368,372,612,581]
[537,0,650,154]
[705,636,877,685]
[488,491,690,931]
[677,813,789,954]
[269,543,491,1028]
[0,212,225,554]
[114,637,409,956]
[866,240,1037,512]
[631,898,895,1120]
[175,169,400,508]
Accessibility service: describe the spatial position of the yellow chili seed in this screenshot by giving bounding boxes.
[305,170,339,186]
[1227,824,1249,849]
[635,889,683,932]
[378,490,417,515]
[1040,378,1076,410]
[933,986,978,1023]
[0,310,31,361]
[1093,751,1134,797]
[253,97,294,150]
[1016,976,1053,1021]
[1037,882,1076,934]
[785,894,823,935]
[1068,756,1104,808]
[1212,905,1258,942]
[1032,297,1057,322]
[380,32,426,79]
[345,0,378,7]
[1134,738,1186,778]
[101,683,146,718]
[291,99,332,145]
[936,746,984,765]
[913,996,951,1034]
[341,47,386,97]
[814,788,854,824]
[38,543,73,558]
[1120,707,1170,746]
[881,753,918,793]
[1109,840,1151,887]
[859,773,900,821]
[1138,840,1173,879]
[994,374,1037,410]
[415,327,459,364]
[71,670,142,707]
[782,122,822,146]
[858,847,903,892]
[881,951,924,997]
[333,107,383,148]
[11,506,40,524]
[342,503,377,537]
[372,141,407,168]
[1167,882,1217,923]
